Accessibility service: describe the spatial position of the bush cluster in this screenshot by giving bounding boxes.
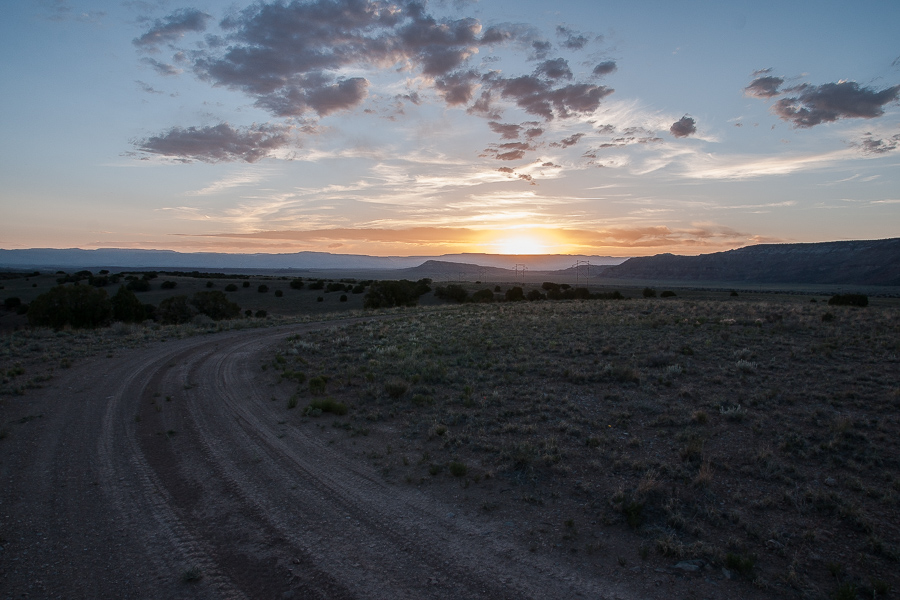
[364,279,432,309]
[828,293,868,307]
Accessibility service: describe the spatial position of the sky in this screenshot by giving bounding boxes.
[1,0,898,257]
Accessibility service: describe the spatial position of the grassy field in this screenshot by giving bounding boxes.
[3,270,899,597]
[265,296,900,598]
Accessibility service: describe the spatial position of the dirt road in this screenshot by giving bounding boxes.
[1,320,638,599]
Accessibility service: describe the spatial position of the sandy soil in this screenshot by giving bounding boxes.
[0,319,679,599]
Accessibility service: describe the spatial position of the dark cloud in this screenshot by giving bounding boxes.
[435,70,482,106]
[855,133,900,154]
[595,124,615,134]
[771,81,900,128]
[536,58,572,80]
[256,76,370,117]
[556,26,588,50]
[518,173,534,184]
[488,122,522,139]
[135,122,292,163]
[552,132,584,148]
[133,8,210,51]
[531,40,552,60]
[131,0,617,162]
[496,76,613,120]
[541,161,560,168]
[592,61,617,77]
[497,166,515,173]
[744,75,784,98]
[483,141,534,161]
[141,57,181,76]
[669,116,697,138]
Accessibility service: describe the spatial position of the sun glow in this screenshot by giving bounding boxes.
[495,233,550,255]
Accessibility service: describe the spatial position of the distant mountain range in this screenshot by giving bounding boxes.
[2,239,897,286]
[0,248,624,272]
[600,238,900,286]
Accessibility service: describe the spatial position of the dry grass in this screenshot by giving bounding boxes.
[270,297,900,598]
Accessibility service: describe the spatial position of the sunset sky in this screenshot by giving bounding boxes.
[1,0,898,257]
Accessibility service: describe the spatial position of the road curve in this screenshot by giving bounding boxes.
[1,319,636,599]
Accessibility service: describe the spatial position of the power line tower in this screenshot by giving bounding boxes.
[574,260,591,288]
[514,263,527,285]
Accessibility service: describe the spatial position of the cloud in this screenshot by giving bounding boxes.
[495,75,614,120]
[135,123,293,163]
[136,80,163,94]
[535,58,573,80]
[257,76,370,117]
[39,0,105,23]
[854,133,900,154]
[141,57,181,76]
[552,132,585,148]
[669,116,697,138]
[497,166,515,173]
[133,8,211,51]
[592,61,617,77]
[483,141,535,161]
[488,122,522,139]
[771,81,900,128]
[744,75,784,98]
[556,26,588,50]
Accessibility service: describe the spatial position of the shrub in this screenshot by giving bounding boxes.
[111,286,146,323]
[526,289,545,301]
[255,309,267,318]
[157,295,194,324]
[274,290,283,297]
[224,283,238,292]
[351,284,366,294]
[472,289,495,303]
[642,287,656,298]
[257,284,269,293]
[317,296,323,302]
[190,291,240,320]
[730,290,739,297]
[660,290,676,298]
[364,279,432,309]
[28,285,113,329]
[541,282,560,292]
[205,281,214,288]
[126,278,150,292]
[504,286,525,302]
[384,378,408,399]
[309,376,327,395]
[289,278,305,290]
[308,280,325,290]
[339,294,348,302]
[435,284,468,303]
[822,312,835,322]
[326,282,348,293]
[242,281,250,288]
[304,398,347,416]
[3,297,22,310]
[160,280,177,289]
[828,293,868,307]
[449,461,468,477]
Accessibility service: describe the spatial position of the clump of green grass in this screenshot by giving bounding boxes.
[303,398,347,416]
[449,461,467,477]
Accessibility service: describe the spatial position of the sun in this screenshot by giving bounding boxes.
[496,234,548,255]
